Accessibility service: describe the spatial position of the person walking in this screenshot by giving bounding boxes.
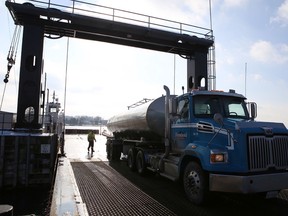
[87,130,96,154]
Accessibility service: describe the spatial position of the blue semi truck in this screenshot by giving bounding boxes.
[106,85,288,204]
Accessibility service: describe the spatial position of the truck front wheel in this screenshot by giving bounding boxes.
[183,161,208,205]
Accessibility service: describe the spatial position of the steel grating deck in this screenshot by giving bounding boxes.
[71,161,176,216]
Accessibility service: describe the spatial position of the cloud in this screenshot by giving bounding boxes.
[251,73,263,81]
[184,0,208,14]
[270,0,288,25]
[249,40,288,64]
[257,102,288,127]
[223,0,248,8]
[71,0,211,30]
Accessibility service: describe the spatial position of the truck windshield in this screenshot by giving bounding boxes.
[193,95,249,119]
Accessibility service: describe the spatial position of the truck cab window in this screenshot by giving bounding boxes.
[194,96,221,117]
[224,98,249,119]
[177,99,189,122]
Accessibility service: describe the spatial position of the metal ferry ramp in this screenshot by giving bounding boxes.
[50,133,176,216]
[50,133,288,216]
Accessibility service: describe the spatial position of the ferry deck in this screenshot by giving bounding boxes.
[50,133,176,216]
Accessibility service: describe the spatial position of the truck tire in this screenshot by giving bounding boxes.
[106,140,112,160]
[127,148,136,171]
[183,161,208,205]
[108,147,114,161]
[136,150,146,175]
[109,143,121,161]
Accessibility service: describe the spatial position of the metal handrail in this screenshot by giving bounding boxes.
[27,0,213,39]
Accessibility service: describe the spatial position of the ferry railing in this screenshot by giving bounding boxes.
[26,0,213,40]
[0,111,64,134]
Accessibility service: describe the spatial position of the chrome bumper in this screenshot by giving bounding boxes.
[209,172,288,193]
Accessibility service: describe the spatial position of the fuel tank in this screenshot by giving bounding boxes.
[107,96,165,137]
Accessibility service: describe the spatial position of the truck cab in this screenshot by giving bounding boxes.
[172,89,250,156]
[170,89,288,204]
[106,86,288,205]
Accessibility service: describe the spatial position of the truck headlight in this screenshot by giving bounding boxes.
[210,150,228,163]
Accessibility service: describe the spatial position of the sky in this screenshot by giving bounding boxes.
[0,0,288,127]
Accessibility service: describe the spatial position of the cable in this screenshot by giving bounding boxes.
[0,84,7,111]
[4,25,22,83]
[63,37,70,132]
[1,26,22,111]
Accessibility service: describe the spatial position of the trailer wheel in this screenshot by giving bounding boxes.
[109,143,121,161]
[183,161,208,205]
[106,140,112,160]
[127,148,136,171]
[108,147,114,161]
[136,150,146,175]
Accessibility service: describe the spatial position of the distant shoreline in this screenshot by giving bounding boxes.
[65,125,108,135]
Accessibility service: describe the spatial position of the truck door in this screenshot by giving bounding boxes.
[171,97,192,153]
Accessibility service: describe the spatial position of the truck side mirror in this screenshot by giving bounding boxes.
[249,102,257,120]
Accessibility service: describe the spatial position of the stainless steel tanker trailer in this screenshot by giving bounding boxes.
[106,94,169,165]
[105,85,288,205]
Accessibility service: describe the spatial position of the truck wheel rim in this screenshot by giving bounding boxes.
[187,170,200,195]
[128,153,134,168]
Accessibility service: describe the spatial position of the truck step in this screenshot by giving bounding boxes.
[147,163,178,181]
[147,167,157,173]
[159,172,177,181]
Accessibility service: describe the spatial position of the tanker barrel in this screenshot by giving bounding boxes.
[107,96,166,137]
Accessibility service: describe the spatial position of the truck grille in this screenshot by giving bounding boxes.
[248,135,288,172]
